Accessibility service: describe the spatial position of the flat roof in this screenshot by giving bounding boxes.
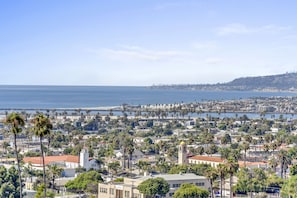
[140,173,206,181]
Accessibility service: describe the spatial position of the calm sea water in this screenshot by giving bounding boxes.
[1,85,297,109]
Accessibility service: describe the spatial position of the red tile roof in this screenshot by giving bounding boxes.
[189,155,224,163]
[189,155,268,168]
[23,155,79,165]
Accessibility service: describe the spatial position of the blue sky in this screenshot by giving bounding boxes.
[1,0,297,86]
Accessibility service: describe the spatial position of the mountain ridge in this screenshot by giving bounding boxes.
[151,72,297,92]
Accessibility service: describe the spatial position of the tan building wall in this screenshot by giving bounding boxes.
[98,181,143,198]
[188,155,224,168]
[98,174,210,198]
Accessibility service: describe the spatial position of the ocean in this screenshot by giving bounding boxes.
[1,85,297,109]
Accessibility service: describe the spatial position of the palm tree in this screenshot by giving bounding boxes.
[217,164,227,198]
[268,157,278,173]
[126,138,135,170]
[205,167,218,198]
[5,112,25,198]
[136,160,150,174]
[32,114,53,198]
[278,149,292,179]
[225,158,239,198]
[241,142,250,167]
[47,164,63,191]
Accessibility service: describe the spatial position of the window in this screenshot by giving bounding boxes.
[100,187,107,193]
[124,190,130,198]
[133,193,141,198]
[110,188,114,195]
[172,184,181,188]
[196,182,205,186]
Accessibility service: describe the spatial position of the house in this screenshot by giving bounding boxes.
[23,148,100,177]
[115,149,144,162]
[98,173,210,198]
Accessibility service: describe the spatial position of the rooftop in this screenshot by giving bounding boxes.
[23,155,79,165]
[189,155,224,163]
[140,173,206,181]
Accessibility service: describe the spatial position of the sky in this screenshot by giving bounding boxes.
[1,0,297,86]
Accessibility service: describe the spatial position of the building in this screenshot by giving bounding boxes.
[23,148,100,176]
[188,155,268,169]
[178,141,187,165]
[188,155,224,168]
[23,155,80,169]
[98,173,210,198]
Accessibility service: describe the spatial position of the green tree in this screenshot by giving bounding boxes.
[32,114,53,198]
[217,164,227,198]
[266,173,283,193]
[0,166,22,198]
[173,183,209,198]
[234,168,250,195]
[281,175,297,198]
[251,168,267,194]
[5,112,25,198]
[125,137,135,169]
[107,161,121,175]
[65,170,103,194]
[290,164,297,176]
[136,160,151,174]
[278,149,292,179]
[268,157,278,173]
[168,165,189,174]
[240,142,250,167]
[189,164,211,176]
[34,184,54,198]
[221,133,232,144]
[225,158,239,198]
[137,177,169,198]
[219,147,232,160]
[47,164,63,190]
[205,167,218,198]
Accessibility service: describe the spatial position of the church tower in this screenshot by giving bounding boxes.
[80,148,90,170]
[178,141,188,165]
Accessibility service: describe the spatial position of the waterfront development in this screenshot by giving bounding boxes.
[3,0,297,197]
[1,87,297,197]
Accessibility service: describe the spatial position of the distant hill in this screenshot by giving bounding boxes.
[151,72,297,91]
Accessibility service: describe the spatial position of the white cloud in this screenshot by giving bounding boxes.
[216,23,291,36]
[217,23,251,35]
[98,46,187,62]
[192,41,218,50]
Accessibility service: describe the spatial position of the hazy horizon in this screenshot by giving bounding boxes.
[1,1,297,86]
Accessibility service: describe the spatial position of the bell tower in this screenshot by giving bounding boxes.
[178,141,188,165]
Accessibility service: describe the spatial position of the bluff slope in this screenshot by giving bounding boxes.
[152,72,297,91]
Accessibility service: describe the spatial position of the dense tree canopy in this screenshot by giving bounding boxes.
[137,177,169,198]
[173,183,209,198]
[0,166,21,198]
[281,175,297,197]
[65,171,103,194]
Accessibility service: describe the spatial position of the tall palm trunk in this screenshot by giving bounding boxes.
[220,177,223,198]
[122,147,126,169]
[229,174,233,198]
[244,150,247,167]
[40,137,47,198]
[14,134,23,198]
[210,180,214,198]
[52,175,55,190]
